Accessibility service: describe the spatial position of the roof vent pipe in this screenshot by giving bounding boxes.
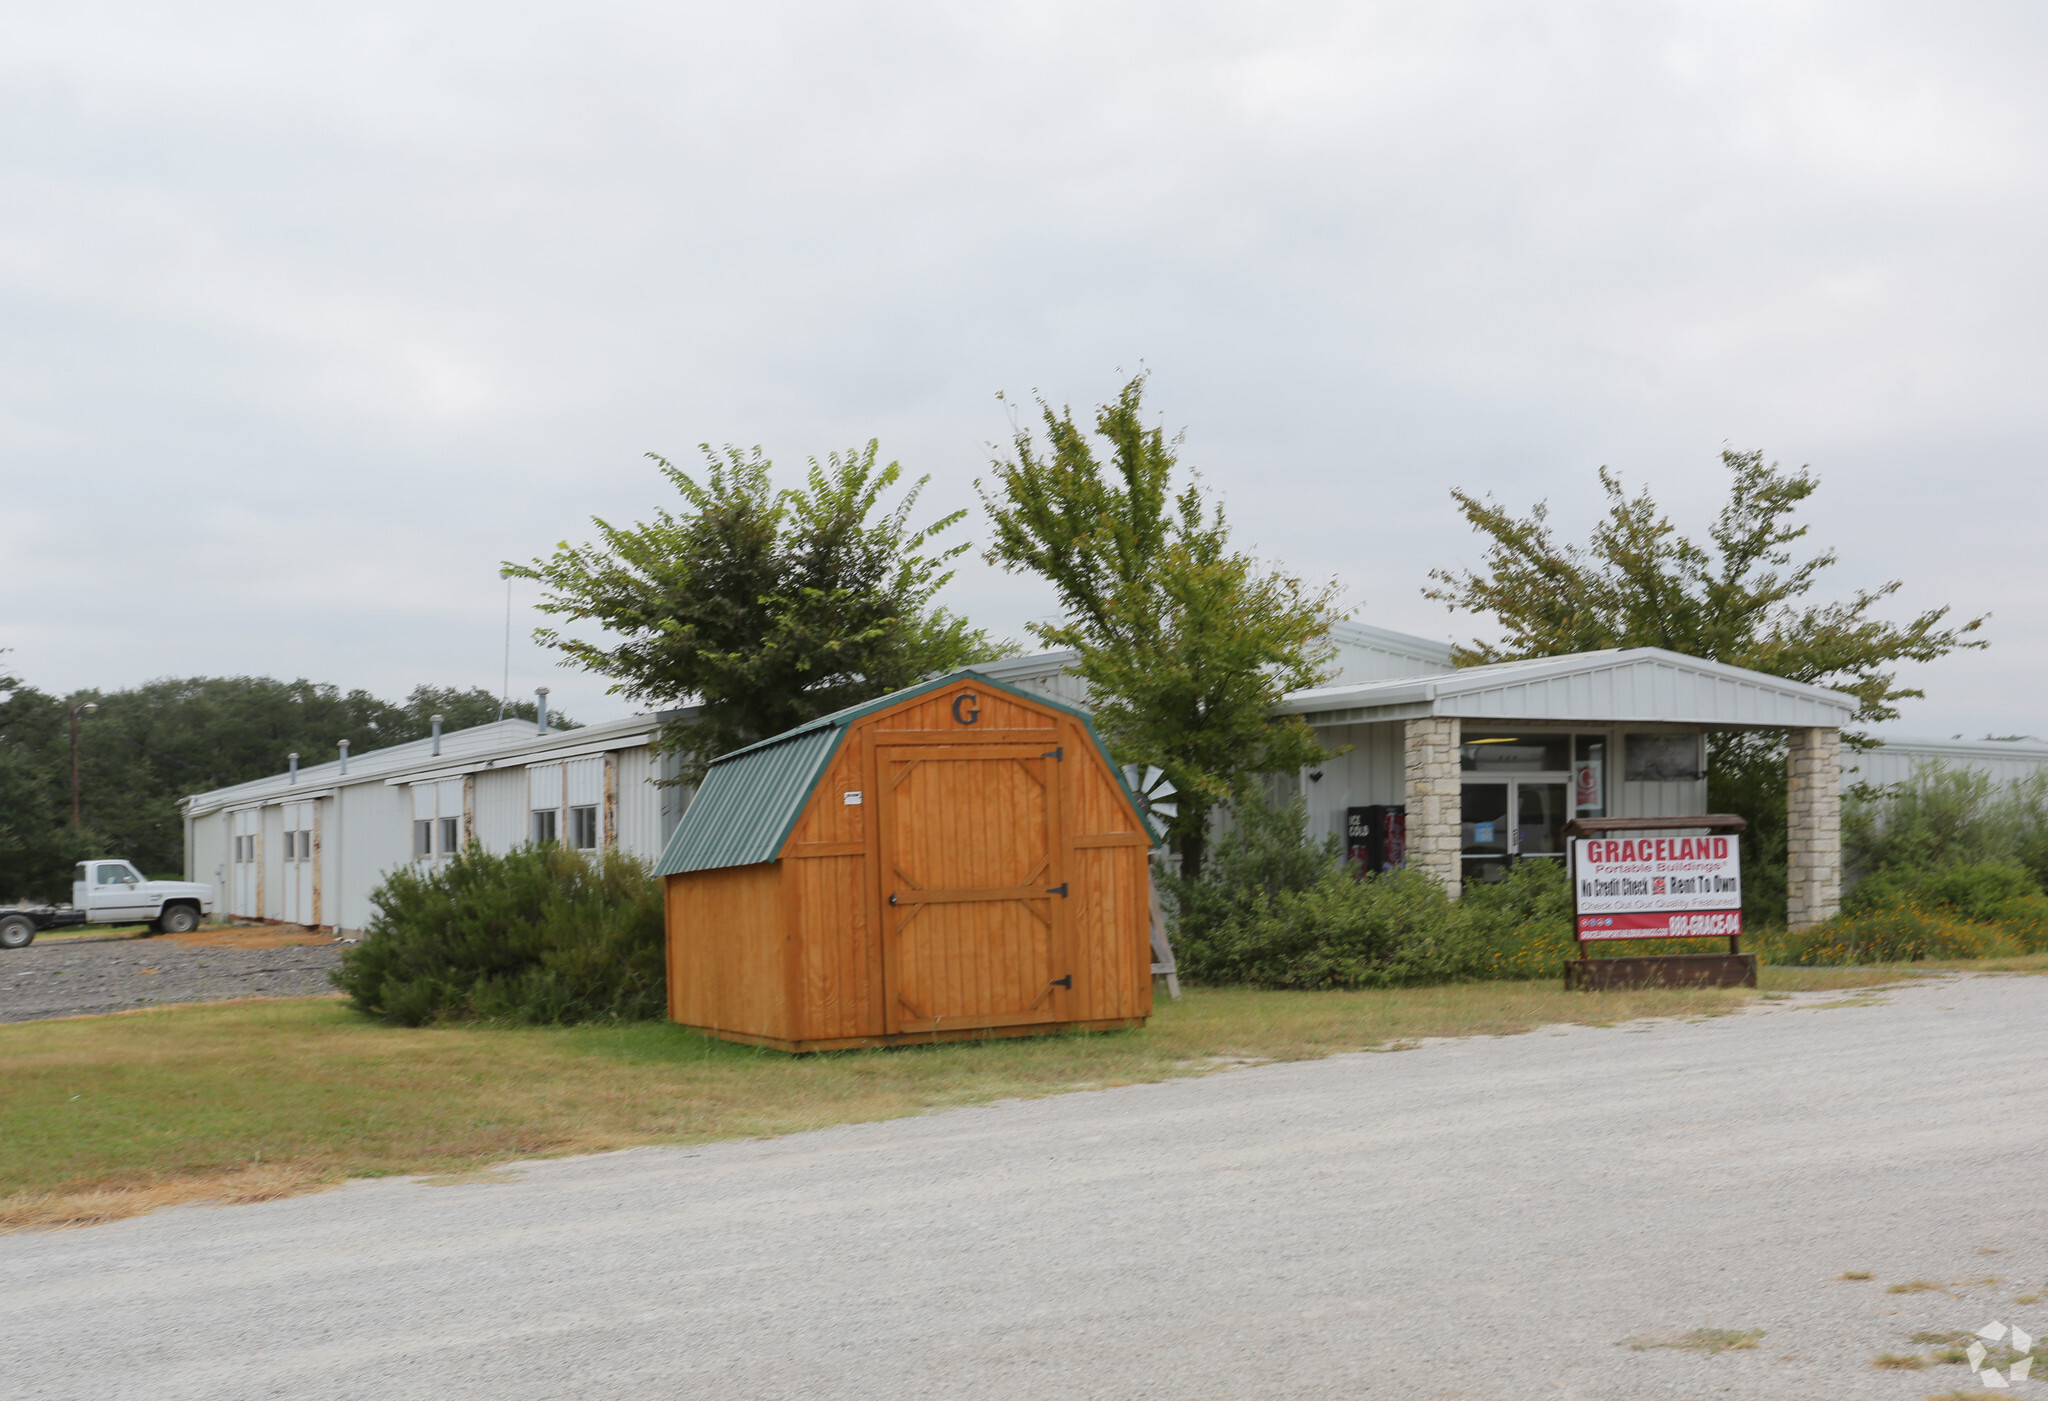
[431,713,444,756]
[338,739,349,775]
[535,687,550,735]
[288,752,299,786]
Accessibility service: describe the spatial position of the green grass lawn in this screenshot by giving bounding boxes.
[1,967,1897,1231]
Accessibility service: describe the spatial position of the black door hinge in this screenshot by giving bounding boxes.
[1051,975,1072,990]
[1041,746,1064,761]
[1046,883,1068,898]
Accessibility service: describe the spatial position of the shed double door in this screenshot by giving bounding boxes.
[876,742,1069,1033]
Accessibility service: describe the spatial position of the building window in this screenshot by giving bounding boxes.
[569,805,599,850]
[283,832,296,860]
[1572,735,1606,818]
[300,829,313,861]
[440,816,460,855]
[414,819,433,858]
[1625,734,1703,782]
[531,809,558,845]
[1460,733,1571,772]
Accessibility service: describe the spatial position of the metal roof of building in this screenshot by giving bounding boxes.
[1278,647,1859,729]
[655,668,1141,877]
[181,711,671,816]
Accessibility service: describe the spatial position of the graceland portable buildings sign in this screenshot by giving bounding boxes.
[1573,833,1742,941]
[654,671,1157,1052]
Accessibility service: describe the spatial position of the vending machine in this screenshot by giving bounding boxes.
[1345,805,1407,877]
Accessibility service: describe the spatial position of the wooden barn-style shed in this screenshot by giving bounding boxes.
[655,671,1156,1051]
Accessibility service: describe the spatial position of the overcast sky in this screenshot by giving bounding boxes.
[5,1,2044,742]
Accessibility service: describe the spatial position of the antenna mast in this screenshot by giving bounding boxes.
[499,574,512,721]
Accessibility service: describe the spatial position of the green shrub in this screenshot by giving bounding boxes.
[1846,764,2048,890]
[336,844,666,1025]
[1767,902,2020,966]
[1846,859,2040,921]
[1165,793,1577,988]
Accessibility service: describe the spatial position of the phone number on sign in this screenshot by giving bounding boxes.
[1576,911,1743,940]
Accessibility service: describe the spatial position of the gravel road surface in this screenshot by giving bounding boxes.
[4,974,2044,1399]
[0,935,344,1022]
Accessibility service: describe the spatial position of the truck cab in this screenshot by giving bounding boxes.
[72,861,213,932]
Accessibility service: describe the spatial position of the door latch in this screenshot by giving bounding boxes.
[1045,883,1068,898]
[888,892,898,906]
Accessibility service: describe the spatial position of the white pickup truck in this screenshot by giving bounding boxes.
[0,860,214,949]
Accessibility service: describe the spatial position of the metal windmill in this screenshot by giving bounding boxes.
[1120,764,1178,844]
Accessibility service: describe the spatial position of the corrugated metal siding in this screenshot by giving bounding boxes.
[190,812,228,907]
[528,761,564,811]
[1323,624,1455,685]
[328,782,411,935]
[657,746,694,844]
[1001,668,1094,709]
[472,768,526,852]
[1301,721,1407,841]
[260,805,285,920]
[1617,779,1708,819]
[566,757,603,807]
[1846,740,2048,791]
[656,727,842,876]
[1434,656,1850,727]
[613,745,666,862]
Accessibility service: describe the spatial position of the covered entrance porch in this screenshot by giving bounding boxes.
[1277,648,1858,930]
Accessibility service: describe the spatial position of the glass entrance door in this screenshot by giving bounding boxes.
[1515,782,1568,863]
[1461,783,1510,884]
[1462,779,1569,882]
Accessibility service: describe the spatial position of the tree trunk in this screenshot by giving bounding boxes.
[1178,826,1206,882]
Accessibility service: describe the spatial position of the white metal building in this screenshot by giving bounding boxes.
[185,619,2034,937]
[1844,735,2048,792]
[985,625,1861,927]
[182,712,691,934]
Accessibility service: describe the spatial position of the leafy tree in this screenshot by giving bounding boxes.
[0,671,576,886]
[1424,449,1987,920]
[0,665,101,900]
[980,374,1340,878]
[508,441,1002,778]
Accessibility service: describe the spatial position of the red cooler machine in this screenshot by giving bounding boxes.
[1346,805,1407,877]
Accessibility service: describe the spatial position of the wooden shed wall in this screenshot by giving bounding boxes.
[780,738,882,1042]
[665,861,790,1041]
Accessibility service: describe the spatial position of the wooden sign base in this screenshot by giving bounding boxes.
[1565,953,1757,991]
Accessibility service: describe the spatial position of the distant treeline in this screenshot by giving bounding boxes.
[0,671,575,901]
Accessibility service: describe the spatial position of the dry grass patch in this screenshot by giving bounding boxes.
[1621,1328,1764,1354]
[1912,952,2048,974]
[1,968,1891,1231]
[0,1164,333,1231]
[1889,1280,1946,1294]
[161,924,334,950]
[1838,1271,1875,1281]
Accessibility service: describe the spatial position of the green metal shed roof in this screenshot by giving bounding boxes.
[654,668,1149,877]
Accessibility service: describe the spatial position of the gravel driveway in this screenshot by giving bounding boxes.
[4,973,2044,1399]
[0,933,345,1022]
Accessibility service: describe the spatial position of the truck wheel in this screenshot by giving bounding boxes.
[0,914,35,950]
[157,904,201,935]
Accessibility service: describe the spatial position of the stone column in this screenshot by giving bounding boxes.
[1785,726,1842,931]
[1404,716,1462,898]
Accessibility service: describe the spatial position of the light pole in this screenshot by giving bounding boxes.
[69,701,98,827]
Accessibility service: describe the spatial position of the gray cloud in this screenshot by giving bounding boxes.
[4,1,2042,738]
